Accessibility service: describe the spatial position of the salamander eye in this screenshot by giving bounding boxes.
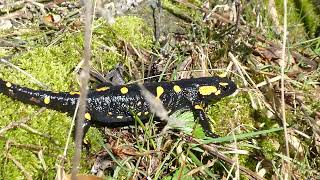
[219,82,228,87]
[218,81,237,96]
[219,82,229,90]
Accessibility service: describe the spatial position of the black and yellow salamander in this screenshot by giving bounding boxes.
[0,77,236,138]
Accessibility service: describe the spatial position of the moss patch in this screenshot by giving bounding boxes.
[0,16,153,179]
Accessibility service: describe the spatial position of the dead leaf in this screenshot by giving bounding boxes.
[42,14,61,27]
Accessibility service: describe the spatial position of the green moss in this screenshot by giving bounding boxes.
[92,16,153,72]
[260,137,280,160]
[246,0,309,43]
[293,0,320,38]
[273,0,311,42]
[0,48,7,57]
[207,93,284,172]
[162,0,203,22]
[0,34,81,178]
[111,16,153,49]
[0,16,153,179]
[93,16,153,49]
[208,94,255,136]
[0,33,82,90]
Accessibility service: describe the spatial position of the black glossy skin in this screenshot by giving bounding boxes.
[0,77,237,138]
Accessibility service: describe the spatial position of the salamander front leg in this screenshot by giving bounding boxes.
[73,120,92,153]
[193,105,219,138]
[82,120,92,153]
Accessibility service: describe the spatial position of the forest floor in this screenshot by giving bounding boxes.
[0,0,319,179]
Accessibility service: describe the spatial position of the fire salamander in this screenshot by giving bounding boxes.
[0,77,236,138]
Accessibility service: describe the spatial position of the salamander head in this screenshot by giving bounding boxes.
[195,77,237,102]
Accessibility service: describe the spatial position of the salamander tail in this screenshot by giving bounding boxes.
[0,78,78,113]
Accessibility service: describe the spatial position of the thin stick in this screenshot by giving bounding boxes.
[281,0,290,160]
[280,0,291,177]
[71,0,93,177]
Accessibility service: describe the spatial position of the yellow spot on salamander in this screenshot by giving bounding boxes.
[108,112,113,116]
[144,112,149,115]
[199,86,217,96]
[156,86,164,99]
[218,72,227,78]
[70,91,80,95]
[120,87,128,94]
[85,112,91,120]
[96,86,110,92]
[194,105,203,110]
[137,101,142,106]
[5,82,12,88]
[173,85,182,93]
[83,138,89,145]
[44,96,50,104]
[117,115,123,119]
[137,112,142,116]
[215,90,221,95]
[219,82,229,87]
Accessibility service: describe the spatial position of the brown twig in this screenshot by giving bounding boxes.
[5,140,47,151]
[20,124,53,139]
[71,0,93,177]
[280,0,291,176]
